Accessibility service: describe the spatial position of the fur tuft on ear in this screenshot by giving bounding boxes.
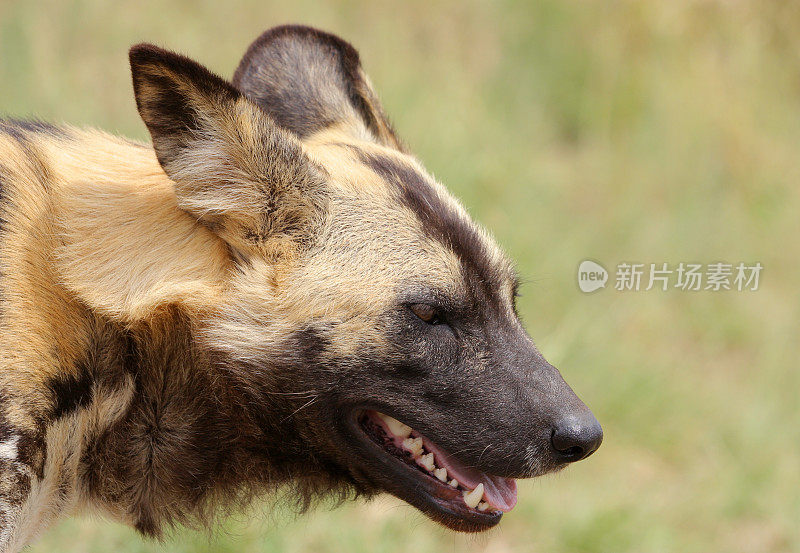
[232,25,403,150]
[130,44,329,260]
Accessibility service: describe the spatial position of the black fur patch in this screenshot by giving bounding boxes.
[0,118,67,141]
[292,325,331,366]
[0,459,32,503]
[0,390,48,478]
[46,365,94,420]
[0,390,10,443]
[15,430,46,479]
[0,125,55,194]
[129,44,239,167]
[136,72,203,138]
[0,120,30,149]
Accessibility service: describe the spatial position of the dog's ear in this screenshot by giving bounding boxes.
[130,43,329,261]
[232,25,403,150]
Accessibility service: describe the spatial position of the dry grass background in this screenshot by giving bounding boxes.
[1,1,799,551]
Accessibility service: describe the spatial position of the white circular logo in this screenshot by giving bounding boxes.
[578,260,608,293]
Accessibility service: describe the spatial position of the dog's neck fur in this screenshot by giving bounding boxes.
[39,129,232,322]
[1,128,335,536]
[79,307,285,536]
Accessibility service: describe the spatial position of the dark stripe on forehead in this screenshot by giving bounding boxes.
[357,151,511,301]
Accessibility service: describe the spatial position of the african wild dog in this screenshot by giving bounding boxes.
[0,25,602,551]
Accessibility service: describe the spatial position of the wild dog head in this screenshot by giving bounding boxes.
[129,25,602,532]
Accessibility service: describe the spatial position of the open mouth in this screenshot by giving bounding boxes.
[356,409,517,530]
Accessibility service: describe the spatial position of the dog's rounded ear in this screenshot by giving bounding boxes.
[233,25,404,150]
[130,44,329,262]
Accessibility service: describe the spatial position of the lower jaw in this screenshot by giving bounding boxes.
[352,411,504,531]
[421,497,503,532]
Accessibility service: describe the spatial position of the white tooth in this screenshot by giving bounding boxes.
[477,502,488,512]
[434,467,448,482]
[449,479,459,488]
[462,483,484,509]
[402,437,423,456]
[377,413,412,438]
[420,453,435,471]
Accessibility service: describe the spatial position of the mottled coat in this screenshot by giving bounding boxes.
[0,26,600,552]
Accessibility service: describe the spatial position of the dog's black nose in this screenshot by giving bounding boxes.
[551,413,603,462]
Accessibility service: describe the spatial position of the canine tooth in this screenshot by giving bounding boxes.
[463,483,484,509]
[449,479,459,488]
[420,453,435,471]
[377,413,412,438]
[477,502,488,512]
[434,467,448,481]
[402,437,423,456]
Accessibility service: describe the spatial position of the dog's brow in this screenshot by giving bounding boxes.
[357,150,513,303]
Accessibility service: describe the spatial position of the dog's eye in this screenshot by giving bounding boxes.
[409,303,442,325]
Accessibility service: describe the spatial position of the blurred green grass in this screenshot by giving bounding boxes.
[2,1,799,552]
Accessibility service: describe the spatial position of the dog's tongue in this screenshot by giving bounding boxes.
[423,439,518,512]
